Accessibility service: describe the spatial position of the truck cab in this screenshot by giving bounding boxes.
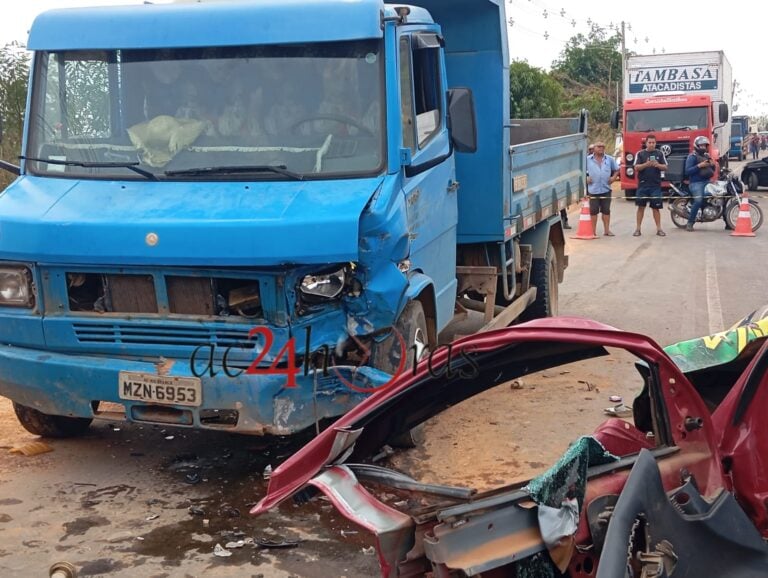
[618,94,729,193]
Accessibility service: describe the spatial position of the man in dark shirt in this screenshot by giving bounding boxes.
[633,134,667,236]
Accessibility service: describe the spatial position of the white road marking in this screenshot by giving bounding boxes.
[705,249,724,334]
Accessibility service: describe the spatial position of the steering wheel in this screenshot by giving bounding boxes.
[291,113,374,137]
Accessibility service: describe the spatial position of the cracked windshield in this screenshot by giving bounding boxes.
[27,42,384,179]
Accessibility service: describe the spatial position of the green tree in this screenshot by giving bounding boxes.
[551,24,624,125]
[552,23,622,91]
[509,60,563,119]
[0,42,29,190]
[555,79,614,124]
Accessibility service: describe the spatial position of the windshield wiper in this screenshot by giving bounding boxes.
[164,164,303,180]
[670,126,693,131]
[21,156,158,181]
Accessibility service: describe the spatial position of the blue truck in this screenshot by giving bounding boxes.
[730,115,750,161]
[0,0,586,438]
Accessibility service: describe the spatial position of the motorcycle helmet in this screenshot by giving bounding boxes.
[693,136,710,154]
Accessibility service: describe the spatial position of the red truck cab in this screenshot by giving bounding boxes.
[618,94,729,197]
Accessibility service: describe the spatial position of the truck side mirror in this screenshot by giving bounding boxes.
[719,103,729,123]
[447,87,477,153]
[610,109,620,130]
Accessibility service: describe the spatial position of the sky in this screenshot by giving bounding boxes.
[2,0,767,118]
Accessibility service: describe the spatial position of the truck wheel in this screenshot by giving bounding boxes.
[738,152,744,161]
[373,300,429,375]
[372,300,429,448]
[13,402,92,438]
[624,189,636,201]
[522,242,558,320]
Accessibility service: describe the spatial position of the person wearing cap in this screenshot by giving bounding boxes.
[586,142,620,236]
[561,143,596,229]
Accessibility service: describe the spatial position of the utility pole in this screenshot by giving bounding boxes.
[620,21,626,103]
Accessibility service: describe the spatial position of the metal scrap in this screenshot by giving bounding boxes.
[255,537,301,549]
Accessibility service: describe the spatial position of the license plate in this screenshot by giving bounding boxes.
[118,372,202,407]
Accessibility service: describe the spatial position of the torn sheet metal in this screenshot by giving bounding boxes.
[307,465,414,578]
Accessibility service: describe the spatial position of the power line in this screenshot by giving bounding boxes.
[506,1,767,115]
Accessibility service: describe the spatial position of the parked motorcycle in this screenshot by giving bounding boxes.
[668,169,764,231]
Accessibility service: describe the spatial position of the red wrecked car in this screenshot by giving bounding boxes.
[253,313,768,577]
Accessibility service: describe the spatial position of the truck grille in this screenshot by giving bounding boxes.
[657,141,690,157]
[67,273,262,318]
[72,322,255,348]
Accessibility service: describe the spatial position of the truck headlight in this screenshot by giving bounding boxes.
[0,267,34,307]
[626,167,635,177]
[625,152,634,162]
[300,267,346,299]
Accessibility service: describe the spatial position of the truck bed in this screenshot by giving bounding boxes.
[458,118,586,244]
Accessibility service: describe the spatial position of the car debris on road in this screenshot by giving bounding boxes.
[253,312,768,577]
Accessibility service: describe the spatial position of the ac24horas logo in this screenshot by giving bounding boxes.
[188,325,480,393]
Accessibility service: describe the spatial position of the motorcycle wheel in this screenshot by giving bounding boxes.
[669,198,690,229]
[726,200,764,232]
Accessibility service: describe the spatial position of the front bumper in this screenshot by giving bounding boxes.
[0,343,386,435]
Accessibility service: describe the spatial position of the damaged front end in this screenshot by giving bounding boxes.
[253,318,768,576]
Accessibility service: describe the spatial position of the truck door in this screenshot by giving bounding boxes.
[397,31,458,330]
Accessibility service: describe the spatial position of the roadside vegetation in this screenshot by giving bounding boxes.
[510,24,623,152]
[0,42,28,191]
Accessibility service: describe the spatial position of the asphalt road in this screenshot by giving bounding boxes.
[561,154,768,345]
[1,155,767,577]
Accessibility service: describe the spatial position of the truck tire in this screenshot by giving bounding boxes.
[738,151,744,161]
[373,300,429,375]
[624,189,636,201]
[372,300,429,448]
[521,242,558,320]
[13,402,92,438]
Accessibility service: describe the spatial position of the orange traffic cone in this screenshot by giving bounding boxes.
[731,193,756,237]
[571,197,597,240]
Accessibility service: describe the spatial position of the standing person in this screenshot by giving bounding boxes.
[633,134,667,236]
[749,133,760,160]
[586,142,620,236]
[684,136,716,232]
[560,143,595,229]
